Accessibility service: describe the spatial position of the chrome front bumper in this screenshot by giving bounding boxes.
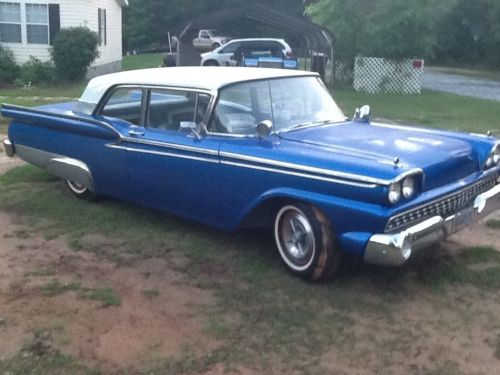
[364,183,500,266]
[2,139,14,157]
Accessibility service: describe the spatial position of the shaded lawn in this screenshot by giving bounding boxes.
[122,53,164,71]
[333,87,500,133]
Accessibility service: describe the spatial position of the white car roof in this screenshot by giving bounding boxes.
[79,67,316,104]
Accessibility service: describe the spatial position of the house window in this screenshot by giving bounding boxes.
[0,2,22,43]
[26,3,49,44]
[98,8,106,45]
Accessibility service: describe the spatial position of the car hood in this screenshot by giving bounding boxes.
[278,121,481,191]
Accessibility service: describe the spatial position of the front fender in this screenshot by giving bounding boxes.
[235,187,390,237]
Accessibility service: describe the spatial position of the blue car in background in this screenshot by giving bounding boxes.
[2,67,500,281]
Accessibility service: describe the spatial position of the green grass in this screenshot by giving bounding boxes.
[333,87,500,133]
[39,278,121,307]
[40,279,82,297]
[122,52,164,71]
[80,288,121,307]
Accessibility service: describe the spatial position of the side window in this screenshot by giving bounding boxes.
[210,81,272,135]
[219,42,240,54]
[272,42,285,57]
[101,87,143,125]
[147,89,211,131]
[200,31,209,39]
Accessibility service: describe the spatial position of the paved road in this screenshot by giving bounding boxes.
[422,68,500,102]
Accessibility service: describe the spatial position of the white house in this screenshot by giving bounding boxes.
[0,0,128,77]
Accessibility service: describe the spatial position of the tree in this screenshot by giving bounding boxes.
[123,0,306,51]
[434,0,500,67]
[51,27,99,81]
[307,0,438,64]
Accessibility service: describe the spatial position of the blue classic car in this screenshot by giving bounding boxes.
[2,67,500,281]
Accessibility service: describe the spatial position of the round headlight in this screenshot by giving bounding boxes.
[402,177,415,199]
[388,182,401,204]
[494,154,500,165]
[486,155,495,169]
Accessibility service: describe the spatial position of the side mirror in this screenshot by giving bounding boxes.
[180,121,201,140]
[353,105,371,123]
[256,120,273,138]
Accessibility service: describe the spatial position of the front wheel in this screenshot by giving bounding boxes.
[65,180,97,201]
[274,203,342,281]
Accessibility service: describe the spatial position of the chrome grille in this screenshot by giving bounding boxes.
[259,61,283,69]
[386,175,498,232]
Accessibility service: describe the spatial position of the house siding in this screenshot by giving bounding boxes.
[1,0,123,75]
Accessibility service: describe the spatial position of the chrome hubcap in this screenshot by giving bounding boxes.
[275,206,316,271]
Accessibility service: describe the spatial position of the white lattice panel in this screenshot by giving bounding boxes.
[353,57,424,94]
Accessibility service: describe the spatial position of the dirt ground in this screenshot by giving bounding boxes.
[1,153,500,374]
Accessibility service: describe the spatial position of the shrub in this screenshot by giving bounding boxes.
[0,45,20,84]
[51,27,99,81]
[20,56,56,85]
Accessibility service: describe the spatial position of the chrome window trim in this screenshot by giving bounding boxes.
[94,84,213,118]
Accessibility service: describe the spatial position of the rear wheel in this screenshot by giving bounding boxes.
[65,180,97,201]
[274,203,342,281]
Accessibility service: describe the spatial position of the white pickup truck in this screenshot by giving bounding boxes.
[192,29,230,51]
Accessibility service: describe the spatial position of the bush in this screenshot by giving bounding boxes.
[20,56,56,85]
[51,27,99,81]
[0,45,20,84]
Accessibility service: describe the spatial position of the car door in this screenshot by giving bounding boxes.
[217,41,241,66]
[118,87,224,224]
[205,79,277,226]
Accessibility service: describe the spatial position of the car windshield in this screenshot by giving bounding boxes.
[270,77,346,132]
[210,76,346,136]
[208,30,221,37]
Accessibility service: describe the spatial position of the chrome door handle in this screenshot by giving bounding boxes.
[128,128,145,136]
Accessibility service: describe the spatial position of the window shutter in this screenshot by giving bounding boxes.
[48,4,60,45]
[104,9,107,45]
[98,8,102,45]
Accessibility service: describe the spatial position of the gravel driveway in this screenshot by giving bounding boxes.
[423,68,500,102]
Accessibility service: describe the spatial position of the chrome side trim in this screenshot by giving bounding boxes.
[14,144,94,190]
[222,160,377,188]
[2,139,14,157]
[220,151,413,186]
[120,137,218,156]
[106,144,218,164]
[364,183,500,266]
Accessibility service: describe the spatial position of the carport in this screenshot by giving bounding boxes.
[175,3,335,83]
